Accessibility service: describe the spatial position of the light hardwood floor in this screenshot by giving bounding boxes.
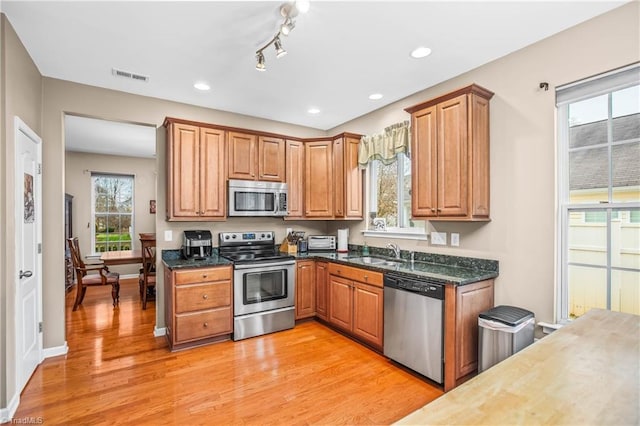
[9,278,442,425]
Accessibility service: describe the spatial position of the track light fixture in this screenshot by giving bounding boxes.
[255,1,308,71]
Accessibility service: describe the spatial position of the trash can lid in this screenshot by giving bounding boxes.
[479,305,534,326]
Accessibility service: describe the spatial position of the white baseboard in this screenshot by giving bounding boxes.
[44,342,69,358]
[120,273,138,279]
[0,391,20,424]
[154,326,166,337]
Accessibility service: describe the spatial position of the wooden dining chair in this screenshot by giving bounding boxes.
[67,237,120,311]
[139,233,156,310]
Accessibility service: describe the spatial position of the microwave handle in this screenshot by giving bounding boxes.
[274,193,279,215]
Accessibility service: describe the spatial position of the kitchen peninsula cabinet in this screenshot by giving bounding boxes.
[164,265,233,351]
[327,263,383,349]
[285,140,305,219]
[165,119,226,221]
[444,279,494,391]
[405,84,493,221]
[295,260,316,319]
[228,132,285,182]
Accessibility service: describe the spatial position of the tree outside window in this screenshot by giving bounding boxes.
[92,174,134,253]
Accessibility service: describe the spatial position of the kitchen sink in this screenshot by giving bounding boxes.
[348,256,405,266]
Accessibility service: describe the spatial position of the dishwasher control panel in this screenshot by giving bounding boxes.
[384,273,445,300]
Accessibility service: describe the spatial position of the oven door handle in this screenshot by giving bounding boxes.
[234,260,296,270]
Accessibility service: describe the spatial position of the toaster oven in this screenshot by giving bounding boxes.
[307,235,336,251]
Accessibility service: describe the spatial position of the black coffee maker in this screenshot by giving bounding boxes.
[182,230,213,259]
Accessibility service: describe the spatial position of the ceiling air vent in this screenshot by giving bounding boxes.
[111,68,149,83]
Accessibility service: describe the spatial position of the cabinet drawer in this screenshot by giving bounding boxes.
[175,282,231,313]
[328,263,383,287]
[175,308,232,342]
[174,266,231,285]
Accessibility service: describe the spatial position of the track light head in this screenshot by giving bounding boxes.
[280,18,295,36]
[255,52,266,71]
[274,37,287,58]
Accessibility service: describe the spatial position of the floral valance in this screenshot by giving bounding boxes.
[357,120,410,168]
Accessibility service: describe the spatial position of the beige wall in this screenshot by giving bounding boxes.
[65,151,158,276]
[327,2,640,324]
[1,13,43,412]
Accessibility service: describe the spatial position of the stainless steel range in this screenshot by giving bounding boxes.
[218,231,295,341]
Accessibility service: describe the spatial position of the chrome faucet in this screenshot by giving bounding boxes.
[387,243,401,259]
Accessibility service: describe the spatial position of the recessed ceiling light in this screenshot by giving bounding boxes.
[410,46,432,59]
[308,108,321,114]
[194,82,210,91]
[369,93,383,100]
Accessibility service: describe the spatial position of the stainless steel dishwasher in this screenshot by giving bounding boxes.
[383,272,445,384]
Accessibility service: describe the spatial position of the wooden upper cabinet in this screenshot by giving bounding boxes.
[258,136,285,182]
[228,132,285,182]
[228,131,257,180]
[406,84,493,221]
[304,141,334,218]
[285,140,305,219]
[343,136,363,219]
[333,138,345,217]
[165,119,226,221]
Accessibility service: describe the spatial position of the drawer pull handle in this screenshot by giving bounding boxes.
[203,322,208,328]
[364,275,368,280]
[203,274,208,278]
[203,294,208,299]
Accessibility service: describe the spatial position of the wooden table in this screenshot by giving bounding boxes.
[100,250,142,266]
[395,309,640,425]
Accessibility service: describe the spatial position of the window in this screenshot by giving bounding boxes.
[367,153,424,236]
[91,173,134,253]
[557,64,640,321]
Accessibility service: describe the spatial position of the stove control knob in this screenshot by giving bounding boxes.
[224,235,230,240]
[232,234,237,239]
[261,233,266,238]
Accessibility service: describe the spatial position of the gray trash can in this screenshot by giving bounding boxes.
[478,305,535,373]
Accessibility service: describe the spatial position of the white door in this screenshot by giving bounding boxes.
[15,116,43,393]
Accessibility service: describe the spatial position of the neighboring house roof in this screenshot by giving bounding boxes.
[569,113,639,191]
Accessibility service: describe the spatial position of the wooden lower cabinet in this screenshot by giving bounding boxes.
[315,261,329,321]
[295,260,316,319]
[164,265,233,351]
[327,263,384,350]
[444,279,495,391]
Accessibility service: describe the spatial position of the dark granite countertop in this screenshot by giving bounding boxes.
[162,246,498,286]
[162,249,232,269]
[296,247,498,286]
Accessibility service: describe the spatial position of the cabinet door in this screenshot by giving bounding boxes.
[333,138,345,217]
[200,127,226,218]
[315,261,329,321]
[328,275,352,331]
[169,122,201,218]
[470,93,491,218]
[411,106,438,217]
[437,94,468,217]
[296,260,316,319]
[304,141,333,218]
[228,131,257,180]
[353,282,383,348]
[285,140,305,218]
[344,136,363,219]
[258,136,285,182]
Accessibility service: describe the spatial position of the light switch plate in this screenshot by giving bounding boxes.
[431,232,447,245]
[451,233,460,247]
[164,230,173,242]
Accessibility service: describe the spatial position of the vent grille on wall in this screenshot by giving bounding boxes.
[111,68,149,82]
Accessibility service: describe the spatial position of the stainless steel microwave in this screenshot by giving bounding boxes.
[228,179,288,217]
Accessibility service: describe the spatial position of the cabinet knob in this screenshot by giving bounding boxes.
[431,208,436,212]
[437,208,442,212]
[203,294,208,300]
[364,275,368,280]
[203,322,208,328]
[203,274,208,279]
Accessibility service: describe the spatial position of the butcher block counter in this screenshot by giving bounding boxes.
[396,309,639,425]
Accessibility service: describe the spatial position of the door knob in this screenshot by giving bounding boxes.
[19,270,33,279]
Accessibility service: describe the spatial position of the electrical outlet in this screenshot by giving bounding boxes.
[431,232,447,245]
[164,230,173,241]
[286,227,293,236]
[451,233,460,247]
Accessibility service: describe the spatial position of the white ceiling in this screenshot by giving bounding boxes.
[1,1,627,156]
